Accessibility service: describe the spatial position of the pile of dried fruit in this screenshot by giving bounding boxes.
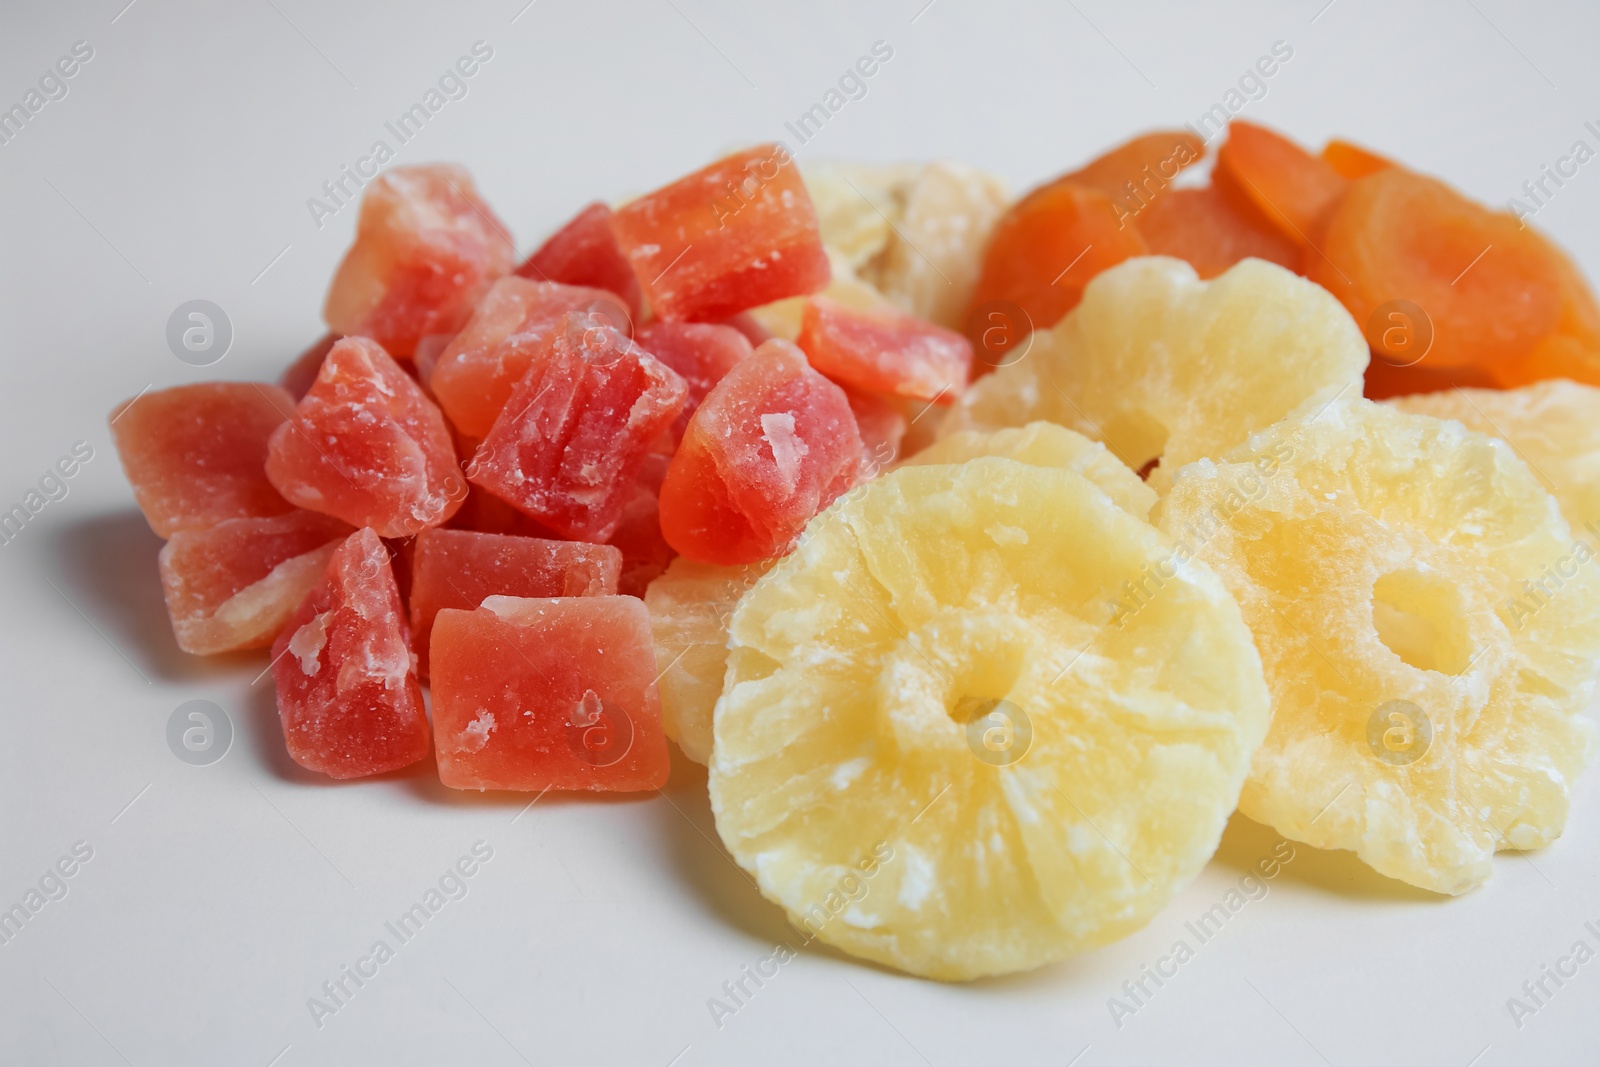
[111,123,1600,980]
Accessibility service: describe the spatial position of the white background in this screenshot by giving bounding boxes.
[2,1,1598,1064]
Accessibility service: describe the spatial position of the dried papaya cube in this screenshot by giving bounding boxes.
[515,201,642,319]
[430,276,631,438]
[110,382,296,537]
[468,314,687,542]
[845,387,908,475]
[322,165,515,358]
[430,595,670,792]
[608,452,676,598]
[265,337,463,538]
[408,527,621,676]
[635,321,752,444]
[658,339,863,564]
[611,143,831,322]
[158,511,353,655]
[797,295,973,403]
[271,528,430,779]
[281,334,340,401]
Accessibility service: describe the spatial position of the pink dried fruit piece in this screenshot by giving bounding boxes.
[271,528,430,779]
[468,313,688,542]
[408,527,621,677]
[635,321,753,445]
[515,201,643,320]
[322,164,515,359]
[430,276,632,438]
[430,595,670,792]
[159,511,353,655]
[265,336,464,538]
[797,294,973,403]
[110,382,296,538]
[608,452,677,598]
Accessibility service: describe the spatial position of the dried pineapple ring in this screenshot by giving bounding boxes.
[710,458,1269,980]
[803,162,922,272]
[1157,397,1600,894]
[645,558,773,765]
[1388,380,1600,532]
[941,256,1369,492]
[904,421,1156,520]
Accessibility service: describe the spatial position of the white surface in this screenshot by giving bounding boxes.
[3,1,1599,1064]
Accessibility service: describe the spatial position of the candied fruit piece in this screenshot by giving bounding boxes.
[711,459,1269,980]
[271,528,429,779]
[1135,181,1299,279]
[1389,380,1600,531]
[323,165,515,359]
[907,421,1156,520]
[944,257,1368,492]
[430,276,632,438]
[1215,120,1348,244]
[1036,129,1205,219]
[158,511,353,655]
[1321,138,1395,180]
[430,595,670,791]
[635,321,753,444]
[803,162,923,271]
[797,295,972,404]
[281,334,340,402]
[609,452,677,598]
[611,143,831,322]
[468,313,687,542]
[746,248,893,342]
[1157,398,1600,894]
[265,337,463,538]
[658,339,863,565]
[644,556,773,764]
[845,387,908,475]
[111,382,295,537]
[515,201,642,319]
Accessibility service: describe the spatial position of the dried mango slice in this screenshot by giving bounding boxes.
[943,256,1368,492]
[904,421,1156,520]
[710,458,1269,979]
[1157,397,1600,894]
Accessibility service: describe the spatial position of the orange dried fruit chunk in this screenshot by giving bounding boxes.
[1136,183,1300,279]
[266,337,464,538]
[1215,120,1348,243]
[797,294,973,403]
[1035,129,1204,219]
[515,201,642,320]
[1321,138,1395,180]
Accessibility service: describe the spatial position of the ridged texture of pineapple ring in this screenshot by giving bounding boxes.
[709,458,1270,981]
[1157,397,1600,895]
[940,256,1369,493]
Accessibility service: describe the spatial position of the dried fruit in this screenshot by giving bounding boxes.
[110,382,295,537]
[467,314,687,542]
[271,528,430,779]
[265,337,464,538]
[430,595,670,791]
[1215,120,1348,243]
[658,339,862,564]
[322,165,515,358]
[1157,398,1600,893]
[710,459,1269,980]
[635,321,753,445]
[608,452,677,598]
[158,511,352,655]
[516,201,642,319]
[944,256,1368,492]
[797,295,972,403]
[1135,183,1299,279]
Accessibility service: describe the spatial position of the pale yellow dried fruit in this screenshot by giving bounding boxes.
[1388,379,1600,532]
[1157,397,1600,894]
[803,162,922,271]
[645,557,773,764]
[710,458,1269,980]
[904,421,1156,520]
[942,256,1369,492]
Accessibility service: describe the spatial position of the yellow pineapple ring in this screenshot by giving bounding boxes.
[904,421,1157,520]
[1389,379,1600,532]
[1157,397,1600,894]
[645,558,773,765]
[709,458,1269,980]
[941,256,1369,492]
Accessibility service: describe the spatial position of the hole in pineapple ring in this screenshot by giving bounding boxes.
[1100,408,1169,482]
[954,697,1033,767]
[1366,699,1433,766]
[565,689,634,767]
[1370,567,1474,675]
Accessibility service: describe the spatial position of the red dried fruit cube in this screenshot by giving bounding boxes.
[635,321,752,444]
[110,383,295,537]
[266,337,464,538]
[322,165,515,359]
[608,452,676,598]
[430,276,632,437]
[797,295,973,403]
[408,528,621,676]
[721,312,772,346]
[281,334,340,402]
[844,387,909,475]
[515,202,643,320]
[468,314,688,542]
[430,595,670,792]
[159,511,353,655]
[658,339,862,564]
[271,528,429,779]
[611,143,831,322]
